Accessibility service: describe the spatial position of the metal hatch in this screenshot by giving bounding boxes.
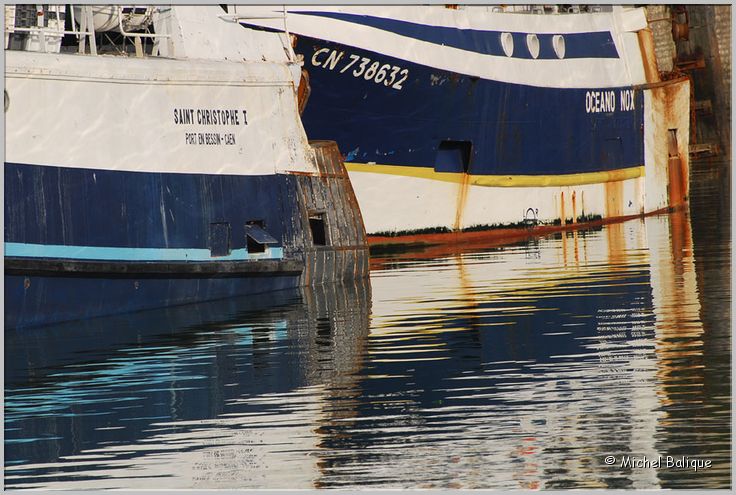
[245,223,278,245]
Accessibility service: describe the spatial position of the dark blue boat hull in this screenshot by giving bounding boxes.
[4,162,305,329]
[4,273,299,329]
[296,36,645,175]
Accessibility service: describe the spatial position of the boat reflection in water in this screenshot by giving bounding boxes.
[362,210,727,490]
[6,280,372,489]
[5,203,729,489]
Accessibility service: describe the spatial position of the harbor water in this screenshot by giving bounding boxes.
[4,161,730,489]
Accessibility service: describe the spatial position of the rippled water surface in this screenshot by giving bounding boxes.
[5,162,730,489]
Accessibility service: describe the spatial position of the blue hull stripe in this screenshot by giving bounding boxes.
[297,37,644,175]
[4,242,284,262]
[293,11,619,59]
[5,162,299,252]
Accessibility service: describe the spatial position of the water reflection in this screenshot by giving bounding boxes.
[5,281,372,489]
[5,166,730,489]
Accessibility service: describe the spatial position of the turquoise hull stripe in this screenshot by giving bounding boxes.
[4,242,284,262]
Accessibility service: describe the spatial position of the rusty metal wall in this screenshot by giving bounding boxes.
[642,77,692,212]
[283,141,370,286]
[653,5,732,159]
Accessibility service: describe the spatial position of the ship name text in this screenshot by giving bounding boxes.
[174,108,248,126]
[311,47,409,91]
[585,89,636,114]
[174,107,246,146]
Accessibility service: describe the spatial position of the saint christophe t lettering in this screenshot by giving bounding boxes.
[174,107,248,146]
[173,108,248,126]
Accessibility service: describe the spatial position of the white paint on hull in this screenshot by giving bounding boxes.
[348,170,652,234]
[240,5,648,88]
[5,5,317,177]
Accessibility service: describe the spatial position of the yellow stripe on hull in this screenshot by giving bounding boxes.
[344,162,645,187]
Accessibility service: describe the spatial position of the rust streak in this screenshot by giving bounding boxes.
[453,172,470,231]
[654,78,692,208]
[632,75,690,91]
[560,191,566,225]
[297,68,311,116]
[287,170,320,177]
[637,28,661,84]
[668,155,686,206]
[605,180,624,218]
[606,221,627,268]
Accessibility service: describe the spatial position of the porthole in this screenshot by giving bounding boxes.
[501,32,514,57]
[553,34,566,59]
[526,34,540,59]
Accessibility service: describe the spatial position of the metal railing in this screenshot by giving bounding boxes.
[6,5,170,56]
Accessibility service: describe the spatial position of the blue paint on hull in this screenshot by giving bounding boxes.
[4,162,306,328]
[297,37,645,176]
[5,162,296,250]
[5,274,298,329]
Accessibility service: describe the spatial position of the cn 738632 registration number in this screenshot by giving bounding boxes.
[311,47,410,91]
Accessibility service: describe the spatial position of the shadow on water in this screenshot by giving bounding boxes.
[4,160,730,490]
